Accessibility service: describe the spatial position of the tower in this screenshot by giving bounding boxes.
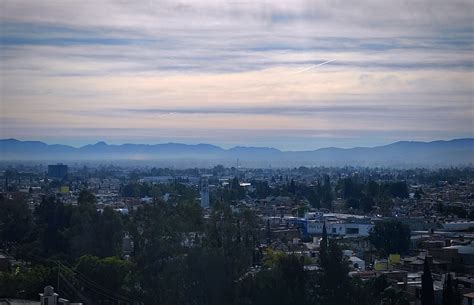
[200,176,210,209]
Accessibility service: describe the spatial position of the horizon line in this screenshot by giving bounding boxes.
[2,137,473,153]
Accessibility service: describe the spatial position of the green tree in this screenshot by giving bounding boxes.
[366,180,380,197]
[442,273,461,305]
[78,189,97,206]
[94,207,124,257]
[0,194,32,244]
[360,194,375,213]
[0,265,54,299]
[237,254,308,305]
[351,275,391,305]
[69,191,98,258]
[34,196,72,257]
[319,237,352,305]
[319,222,328,262]
[369,220,410,255]
[381,287,410,305]
[421,258,434,305]
[347,197,360,210]
[386,182,409,198]
[75,255,134,299]
[253,181,271,199]
[320,176,333,210]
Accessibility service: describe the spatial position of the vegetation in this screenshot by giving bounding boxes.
[369,220,411,255]
[0,178,415,304]
[442,273,462,305]
[421,259,435,305]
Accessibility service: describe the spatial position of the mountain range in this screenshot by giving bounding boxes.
[1,138,473,168]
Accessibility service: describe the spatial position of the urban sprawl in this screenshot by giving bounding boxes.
[1,163,473,305]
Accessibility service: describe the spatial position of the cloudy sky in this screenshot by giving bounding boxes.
[1,0,473,150]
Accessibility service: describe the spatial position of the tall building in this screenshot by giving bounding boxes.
[48,163,68,180]
[200,176,210,209]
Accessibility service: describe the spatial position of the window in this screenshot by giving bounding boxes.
[346,228,360,235]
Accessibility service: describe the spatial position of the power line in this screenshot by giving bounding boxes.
[60,262,142,304]
[15,251,143,304]
[58,272,92,304]
[59,259,141,303]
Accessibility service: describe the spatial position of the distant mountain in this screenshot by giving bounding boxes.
[1,138,473,167]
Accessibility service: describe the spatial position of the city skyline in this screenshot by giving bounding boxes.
[1,0,473,150]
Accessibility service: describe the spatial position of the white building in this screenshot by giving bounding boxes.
[305,219,373,237]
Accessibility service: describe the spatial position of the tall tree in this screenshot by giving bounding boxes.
[94,207,124,257]
[78,189,97,206]
[0,194,32,244]
[75,255,134,300]
[421,258,434,305]
[369,220,410,255]
[237,254,309,305]
[442,273,461,305]
[442,273,454,305]
[318,239,351,305]
[70,190,98,257]
[34,196,72,256]
[266,219,272,244]
[320,175,333,210]
[320,222,328,262]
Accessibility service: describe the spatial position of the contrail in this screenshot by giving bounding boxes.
[291,59,336,75]
[229,58,337,93]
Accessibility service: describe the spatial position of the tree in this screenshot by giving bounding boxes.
[253,181,271,199]
[78,189,97,206]
[289,179,296,195]
[318,239,352,305]
[231,176,241,190]
[94,207,124,257]
[320,222,328,262]
[360,194,375,213]
[237,254,309,305]
[442,273,454,305]
[340,177,362,200]
[421,258,434,305]
[442,273,461,305]
[75,255,134,299]
[387,182,409,198]
[267,254,308,305]
[69,191,99,258]
[381,287,410,305]
[0,194,32,244]
[351,275,390,305]
[266,219,272,243]
[369,220,410,255]
[0,265,55,299]
[34,196,72,257]
[320,176,333,210]
[366,180,380,197]
[347,197,360,210]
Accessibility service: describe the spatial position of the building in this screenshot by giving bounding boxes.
[40,286,58,305]
[47,164,68,180]
[301,213,374,237]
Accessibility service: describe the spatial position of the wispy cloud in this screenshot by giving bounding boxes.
[1,0,473,149]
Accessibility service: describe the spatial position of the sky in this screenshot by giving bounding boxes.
[0,0,473,150]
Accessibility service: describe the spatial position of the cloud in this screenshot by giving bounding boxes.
[0,0,473,149]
